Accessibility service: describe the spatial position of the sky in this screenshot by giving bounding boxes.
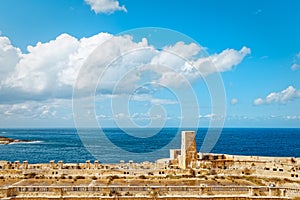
[0,0,299,128]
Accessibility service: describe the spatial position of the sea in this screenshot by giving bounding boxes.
[0,128,299,164]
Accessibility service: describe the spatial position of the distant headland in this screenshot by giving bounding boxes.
[0,135,33,145]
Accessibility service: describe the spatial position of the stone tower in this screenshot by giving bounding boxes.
[178,131,198,169]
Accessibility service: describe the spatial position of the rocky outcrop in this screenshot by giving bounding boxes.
[0,136,32,144]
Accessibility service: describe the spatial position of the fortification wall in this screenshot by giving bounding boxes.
[1,186,299,199]
[6,197,292,200]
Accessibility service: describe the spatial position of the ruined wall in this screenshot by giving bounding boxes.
[6,197,292,200]
[179,131,197,169]
[1,186,300,199]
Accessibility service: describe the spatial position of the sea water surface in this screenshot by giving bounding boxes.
[0,128,299,163]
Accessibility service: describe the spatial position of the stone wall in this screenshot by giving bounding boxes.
[1,186,299,199]
[5,197,292,200]
[178,131,197,169]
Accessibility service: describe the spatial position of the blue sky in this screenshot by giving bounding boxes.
[0,0,299,128]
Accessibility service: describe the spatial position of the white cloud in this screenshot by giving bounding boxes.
[75,35,150,93]
[0,33,112,101]
[97,112,166,121]
[96,114,112,119]
[163,41,201,60]
[114,112,127,119]
[285,115,300,120]
[270,115,300,120]
[0,36,22,82]
[253,98,264,106]
[58,32,112,86]
[192,46,251,76]
[85,0,127,14]
[254,86,300,105]
[0,99,70,119]
[3,34,79,93]
[0,32,250,106]
[130,112,163,120]
[131,94,177,105]
[291,63,300,71]
[230,98,238,105]
[203,113,216,118]
[149,44,250,87]
[291,52,300,71]
[198,113,225,121]
[226,115,254,121]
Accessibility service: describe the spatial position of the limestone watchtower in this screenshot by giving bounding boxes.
[178,131,197,169]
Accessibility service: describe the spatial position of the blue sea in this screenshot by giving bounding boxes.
[0,128,299,164]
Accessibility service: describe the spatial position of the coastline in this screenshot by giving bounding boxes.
[0,136,34,145]
[0,131,299,199]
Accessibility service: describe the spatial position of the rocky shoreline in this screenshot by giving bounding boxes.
[0,136,32,144]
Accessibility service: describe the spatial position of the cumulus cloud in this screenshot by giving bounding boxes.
[0,32,250,105]
[76,36,250,93]
[230,98,238,105]
[3,34,78,93]
[0,33,112,102]
[163,41,201,60]
[253,98,264,106]
[75,35,150,92]
[0,33,251,124]
[291,63,300,71]
[148,44,250,87]
[85,0,127,14]
[193,46,251,76]
[58,33,113,87]
[0,99,70,119]
[254,86,300,105]
[0,36,22,82]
